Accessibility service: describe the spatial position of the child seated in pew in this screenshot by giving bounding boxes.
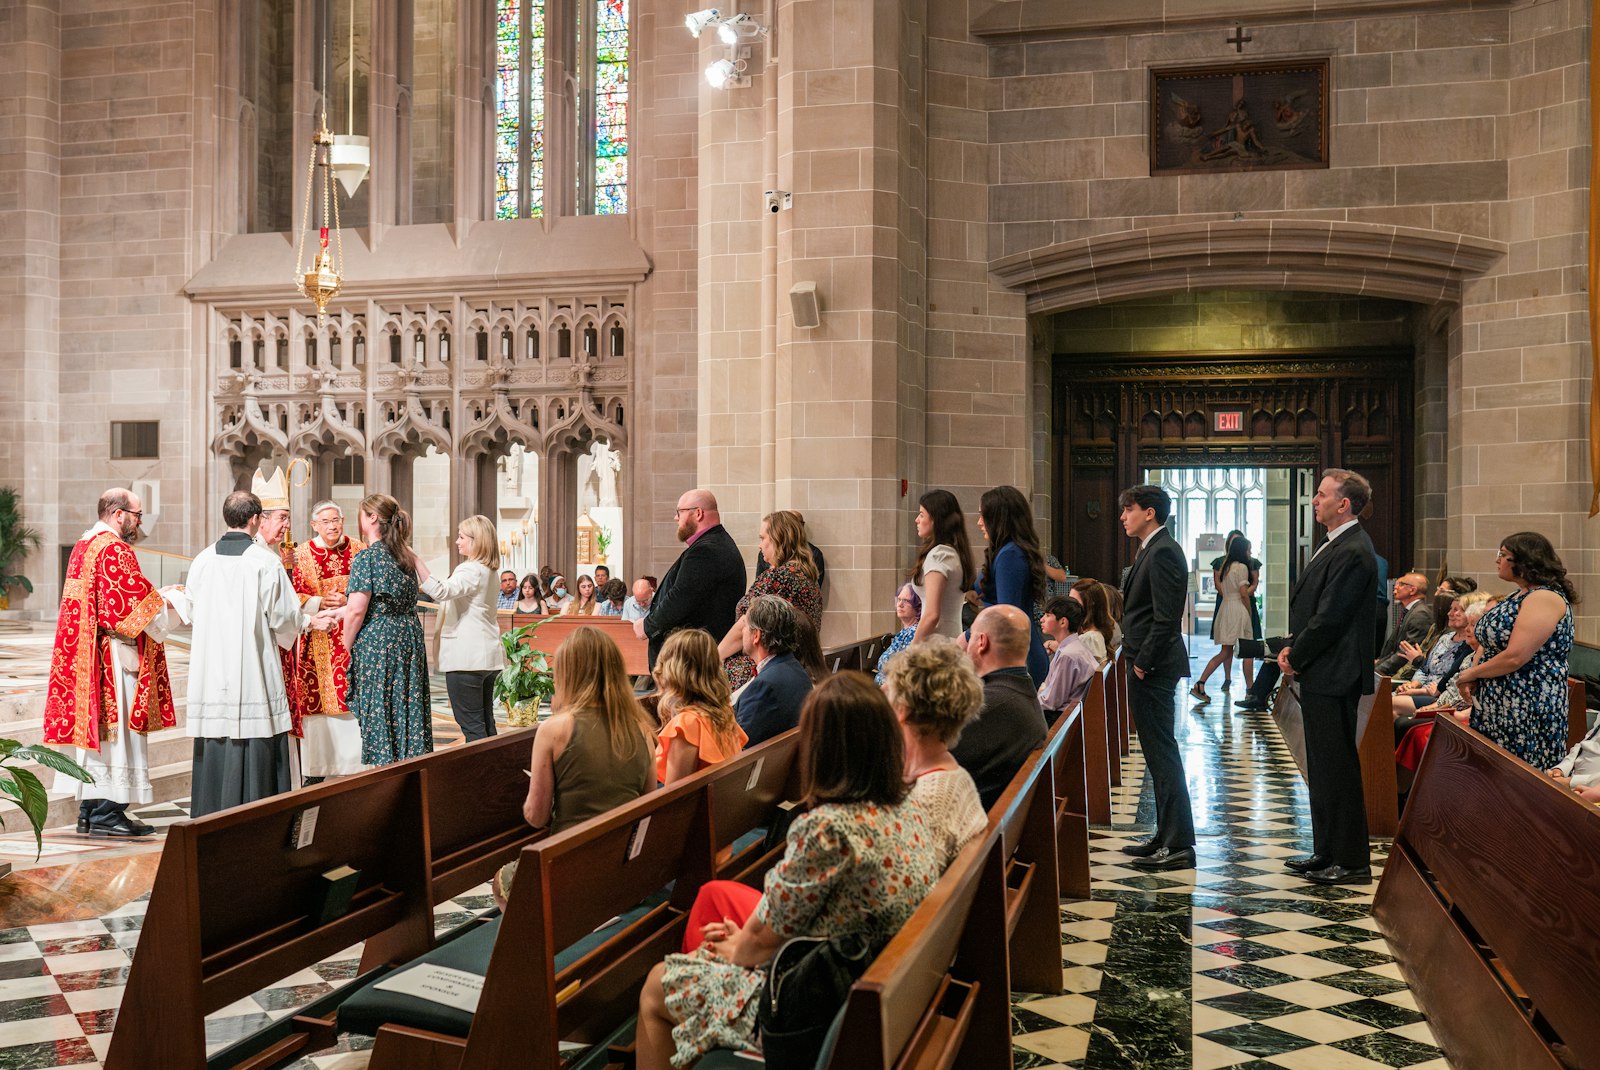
[494,627,656,904]
[881,637,987,869]
[654,629,748,785]
[1038,596,1098,716]
[636,674,942,1070]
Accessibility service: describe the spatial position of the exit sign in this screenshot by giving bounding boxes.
[1214,410,1244,433]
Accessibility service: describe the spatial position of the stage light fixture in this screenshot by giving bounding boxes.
[685,8,722,37]
[716,12,768,44]
[705,57,746,89]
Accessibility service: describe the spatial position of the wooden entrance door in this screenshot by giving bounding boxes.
[1052,350,1413,587]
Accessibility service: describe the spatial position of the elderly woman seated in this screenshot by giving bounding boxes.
[873,582,922,684]
[1394,593,1497,786]
[1390,591,1475,721]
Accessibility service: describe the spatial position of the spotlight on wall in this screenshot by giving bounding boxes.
[715,12,768,45]
[684,8,722,37]
[705,55,750,90]
[789,281,822,330]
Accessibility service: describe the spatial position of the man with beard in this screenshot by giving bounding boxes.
[43,488,179,836]
[634,488,745,669]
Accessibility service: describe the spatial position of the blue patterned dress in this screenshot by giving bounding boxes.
[1471,586,1572,770]
[348,544,434,765]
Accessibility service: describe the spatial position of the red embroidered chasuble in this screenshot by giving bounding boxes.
[43,531,177,751]
[263,539,306,737]
[292,537,366,717]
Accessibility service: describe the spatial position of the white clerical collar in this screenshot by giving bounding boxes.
[313,535,348,551]
[85,520,119,541]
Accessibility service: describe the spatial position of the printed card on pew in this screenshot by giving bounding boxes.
[625,816,651,861]
[287,806,319,850]
[372,965,485,1015]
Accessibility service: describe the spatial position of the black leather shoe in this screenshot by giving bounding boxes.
[1303,864,1372,886]
[75,802,93,834]
[1130,846,1195,872]
[88,814,153,838]
[1235,697,1269,712]
[1284,854,1328,874]
[1120,839,1163,858]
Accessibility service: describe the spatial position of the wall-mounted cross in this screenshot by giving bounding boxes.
[1227,24,1252,52]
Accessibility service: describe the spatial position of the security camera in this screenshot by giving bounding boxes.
[763,190,792,214]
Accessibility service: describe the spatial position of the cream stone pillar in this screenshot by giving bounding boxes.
[0,0,62,610]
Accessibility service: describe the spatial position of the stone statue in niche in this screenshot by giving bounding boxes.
[578,440,621,513]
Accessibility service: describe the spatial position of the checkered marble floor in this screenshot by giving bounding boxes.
[1009,677,1451,1070]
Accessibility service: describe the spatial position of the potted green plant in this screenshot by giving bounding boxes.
[594,526,613,565]
[0,488,43,611]
[1,740,92,858]
[494,621,556,728]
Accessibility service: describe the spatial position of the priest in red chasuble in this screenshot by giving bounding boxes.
[252,467,310,736]
[292,499,368,778]
[43,488,179,837]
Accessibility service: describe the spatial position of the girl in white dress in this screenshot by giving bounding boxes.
[1191,536,1255,704]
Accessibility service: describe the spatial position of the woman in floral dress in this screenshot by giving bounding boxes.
[718,510,822,690]
[337,493,433,765]
[1457,531,1576,771]
[634,674,940,1070]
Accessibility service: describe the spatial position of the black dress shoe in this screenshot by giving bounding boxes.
[1120,839,1163,858]
[1303,864,1372,886]
[1130,846,1195,872]
[1235,697,1269,712]
[1284,854,1328,874]
[87,814,152,838]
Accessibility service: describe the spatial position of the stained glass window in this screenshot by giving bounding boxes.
[495,0,545,219]
[591,0,628,214]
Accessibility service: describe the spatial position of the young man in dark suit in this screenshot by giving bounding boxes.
[1277,468,1380,885]
[1117,484,1197,871]
[733,594,813,746]
[636,488,747,668]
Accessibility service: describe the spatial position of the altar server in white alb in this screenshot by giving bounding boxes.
[184,490,308,818]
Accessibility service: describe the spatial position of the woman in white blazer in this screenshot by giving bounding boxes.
[414,515,505,741]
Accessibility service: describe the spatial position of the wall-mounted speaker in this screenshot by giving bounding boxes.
[789,281,821,329]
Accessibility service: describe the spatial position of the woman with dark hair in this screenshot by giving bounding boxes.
[336,493,432,765]
[976,485,1049,685]
[1191,535,1254,703]
[1069,577,1116,666]
[634,673,940,1070]
[910,489,974,643]
[1457,532,1577,769]
[514,573,549,614]
[1209,529,1262,683]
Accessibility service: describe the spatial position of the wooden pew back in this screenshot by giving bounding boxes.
[1374,716,1600,1068]
[1358,679,1399,838]
[1047,707,1092,899]
[825,827,1011,1069]
[987,710,1068,996]
[506,613,649,675]
[1078,665,1114,824]
[417,728,542,904]
[107,766,434,1070]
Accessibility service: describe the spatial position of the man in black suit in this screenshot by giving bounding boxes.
[1375,572,1431,677]
[733,594,813,746]
[1117,484,1197,871]
[1277,468,1380,885]
[636,488,747,668]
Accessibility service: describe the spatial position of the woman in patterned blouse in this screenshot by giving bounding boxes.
[634,674,940,1070]
[718,510,823,690]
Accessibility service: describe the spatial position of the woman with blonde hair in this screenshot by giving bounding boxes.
[718,510,823,689]
[332,493,432,764]
[494,626,656,902]
[882,638,987,868]
[656,629,748,784]
[564,573,600,615]
[413,514,505,741]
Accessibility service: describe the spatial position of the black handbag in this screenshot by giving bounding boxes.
[756,932,875,1070]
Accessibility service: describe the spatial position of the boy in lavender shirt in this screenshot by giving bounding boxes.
[1039,596,1098,714]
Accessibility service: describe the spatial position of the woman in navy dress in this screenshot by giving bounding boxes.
[975,485,1050,686]
[1458,531,1576,770]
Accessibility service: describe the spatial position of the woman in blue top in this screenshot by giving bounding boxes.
[976,485,1050,685]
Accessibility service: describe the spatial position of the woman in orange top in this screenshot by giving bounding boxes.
[653,629,748,784]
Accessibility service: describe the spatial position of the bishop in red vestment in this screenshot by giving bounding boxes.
[292,501,368,777]
[42,489,177,837]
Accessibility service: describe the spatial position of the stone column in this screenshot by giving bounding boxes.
[0,0,61,611]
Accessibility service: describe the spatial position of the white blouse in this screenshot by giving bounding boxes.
[914,544,965,640]
[420,560,505,673]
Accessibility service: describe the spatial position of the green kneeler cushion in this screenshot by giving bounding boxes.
[339,891,669,1040]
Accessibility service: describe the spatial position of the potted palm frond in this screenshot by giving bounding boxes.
[494,621,556,728]
[0,488,43,611]
[1,740,92,859]
[594,526,613,565]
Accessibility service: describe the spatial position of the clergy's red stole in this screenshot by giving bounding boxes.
[292,537,365,717]
[43,531,177,751]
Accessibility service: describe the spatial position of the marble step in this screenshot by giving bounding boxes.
[1,758,193,836]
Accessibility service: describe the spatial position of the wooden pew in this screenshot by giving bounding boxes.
[1569,676,1587,750]
[1373,716,1600,1070]
[348,731,804,1070]
[505,613,650,675]
[1111,651,1132,760]
[1078,664,1115,825]
[1048,707,1093,899]
[106,766,436,1070]
[1357,679,1400,839]
[989,712,1069,997]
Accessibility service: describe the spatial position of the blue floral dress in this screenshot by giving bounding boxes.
[1471,586,1572,770]
[873,625,916,685]
[659,801,939,1068]
[348,544,433,765]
